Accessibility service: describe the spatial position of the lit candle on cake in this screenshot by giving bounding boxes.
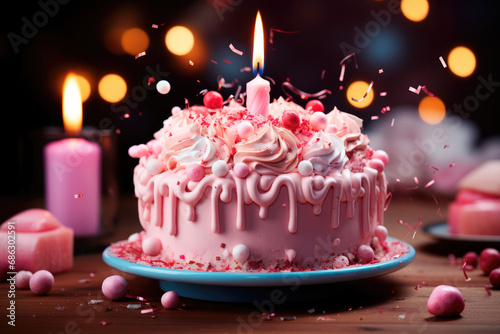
[44,73,101,237]
[246,11,270,117]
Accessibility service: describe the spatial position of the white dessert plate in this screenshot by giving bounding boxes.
[424,222,500,244]
[102,237,415,302]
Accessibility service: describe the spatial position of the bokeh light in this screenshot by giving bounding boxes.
[75,75,91,102]
[448,46,476,77]
[121,28,149,56]
[346,81,374,108]
[98,74,127,103]
[401,0,429,22]
[418,96,446,125]
[165,26,195,56]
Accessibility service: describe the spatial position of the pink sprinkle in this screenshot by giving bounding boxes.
[421,85,437,97]
[229,43,243,56]
[189,60,194,66]
[179,255,185,260]
[444,144,449,149]
[432,195,439,205]
[462,260,472,282]
[351,81,374,102]
[449,161,456,168]
[211,59,218,64]
[424,177,436,188]
[89,273,95,278]
[371,116,379,120]
[339,64,346,82]
[439,56,447,68]
[409,85,421,94]
[141,307,162,314]
[380,92,387,96]
[339,53,358,82]
[135,51,146,59]
[391,118,395,127]
[74,194,83,198]
[147,77,156,86]
[269,28,299,44]
[414,176,419,184]
[240,66,252,72]
[426,163,439,171]
[223,60,231,64]
[152,24,159,29]
[321,69,326,80]
[100,321,111,326]
[379,68,384,74]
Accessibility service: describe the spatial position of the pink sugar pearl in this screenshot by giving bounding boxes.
[161,291,180,309]
[305,99,324,113]
[234,162,250,178]
[372,150,389,166]
[128,144,149,158]
[427,285,465,317]
[237,121,254,139]
[480,248,500,274]
[15,270,33,290]
[142,237,162,256]
[102,275,128,300]
[282,110,301,131]
[368,158,385,173]
[212,160,229,177]
[29,270,54,295]
[203,91,223,109]
[325,124,338,133]
[357,245,374,263]
[310,112,328,131]
[186,163,205,182]
[374,225,388,242]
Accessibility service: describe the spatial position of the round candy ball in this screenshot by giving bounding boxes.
[479,248,500,274]
[186,164,205,182]
[161,291,180,309]
[15,270,33,290]
[233,162,250,178]
[29,270,54,295]
[298,160,314,176]
[305,99,324,113]
[171,106,182,115]
[102,275,128,300]
[237,121,254,139]
[372,150,389,166]
[463,251,478,270]
[282,110,301,131]
[156,80,171,95]
[357,245,374,263]
[325,124,338,134]
[142,237,162,257]
[232,244,250,263]
[368,158,385,173]
[427,285,465,317]
[374,225,388,242]
[309,112,328,131]
[146,158,164,175]
[212,160,229,177]
[203,91,223,109]
[489,268,500,288]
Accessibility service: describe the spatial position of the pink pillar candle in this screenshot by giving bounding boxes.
[246,74,270,117]
[44,138,101,237]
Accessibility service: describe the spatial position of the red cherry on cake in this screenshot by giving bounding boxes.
[306,99,324,113]
[282,110,301,131]
[479,248,500,274]
[203,91,223,109]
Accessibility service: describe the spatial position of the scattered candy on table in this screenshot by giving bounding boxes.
[15,270,33,290]
[161,291,180,309]
[489,268,500,288]
[102,275,128,300]
[30,270,55,295]
[203,91,223,109]
[427,285,465,317]
[479,248,500,274]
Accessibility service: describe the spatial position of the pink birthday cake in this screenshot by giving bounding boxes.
[121,94,393,272]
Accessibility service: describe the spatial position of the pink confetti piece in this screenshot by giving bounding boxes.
[391,118,395,127]
[339,53,358,82]
[179,254,185,260]
[135,51,146,59]
[78,279,90,283]
[462,260,472,282]
[414,176,419,184]
[317,316,331,321]
[448,254,457,266]
[269,28,299,44]
[211,59,218,65]
[152,24,159,29]
[100,321,111,326]
[380,92,387,96]
[432,194,439,205]
[147,77,156,86]
[141,307,162,314]
[223,60,231,64]
[384,192,392,212]
[421,85,436,97]
[398,218,422,240]
[74,194,83,198]
[424,177,436,188]
[240,66,252,72]
[188,60,194,66]
[351,81,374,102]
[426,163,439,171]
[381,106,390,114]
[282,81,332,100]
[449,161,456,168]
[321,69,326,80]
[125,294,151,302]
[229,43,243,56]
[379,68,384,74]
[439,56,447,68]
[444,144,449,149]
[371,116,379,120]
[409,85,421,94]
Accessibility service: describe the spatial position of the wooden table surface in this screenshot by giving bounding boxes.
[1,195,499,333]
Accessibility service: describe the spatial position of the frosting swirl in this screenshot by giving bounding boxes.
[234,122,300,175]
[326,107,369,152]
[303,131,347,175]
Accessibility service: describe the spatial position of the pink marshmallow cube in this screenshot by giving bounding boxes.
[0,209,73,274]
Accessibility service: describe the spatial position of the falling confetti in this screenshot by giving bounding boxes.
[371,116,379,120]
[282,81,332,100]
[269,28,299,44]
[74,194,83,199]
[439,56,447,68]
[339,53,358,82]
[135,51,146,59]
[351,81,374,102]
[229,43,243,56]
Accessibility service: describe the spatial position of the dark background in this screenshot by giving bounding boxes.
[1,0,499,199]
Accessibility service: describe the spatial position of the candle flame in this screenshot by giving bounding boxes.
[252,11,264,76]
[63,73,83,136]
